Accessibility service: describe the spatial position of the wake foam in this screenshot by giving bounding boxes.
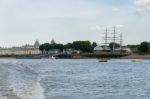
[0,61,45,99]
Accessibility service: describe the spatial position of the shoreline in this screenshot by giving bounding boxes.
[0,54,150,59]
[121,55,150,59]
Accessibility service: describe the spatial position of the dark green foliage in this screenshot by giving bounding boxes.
[64,43,73,49]
[39,43,51,54]
[53,44,64,51]
[138,41,149,53]
[39,43,64,54]
[109,42,120,50]
[73,41,93,52]
[92,42,97,50]
[39,44,45,54]
[127,45,139,49]
[43,43,50,54]
[127,44,140,53]
[39,40,150,55]
[39,40,94,54]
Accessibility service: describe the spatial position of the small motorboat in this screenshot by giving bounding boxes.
[98,58,108,62]
[131,59,142,62]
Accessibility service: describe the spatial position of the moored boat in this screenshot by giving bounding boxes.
[98,58,108,62]
[131,59,142,62]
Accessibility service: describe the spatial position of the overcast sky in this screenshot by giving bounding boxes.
[0,0,150,47]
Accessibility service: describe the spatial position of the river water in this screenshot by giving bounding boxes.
[0,59,150,99]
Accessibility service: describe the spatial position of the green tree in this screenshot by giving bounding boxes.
[127,45,139,49]
[64,43,73,49]
[39,40,96,54]
[44,43,51,54]
[53,44,64,51]
[73,41,92,52]
[92,42,97,50]
[109,42,120,50]
[138,41,149,53]
[39,44,45,54]
[127,44,139,53]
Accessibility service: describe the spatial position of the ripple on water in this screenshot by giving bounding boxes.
[1,59,150,99]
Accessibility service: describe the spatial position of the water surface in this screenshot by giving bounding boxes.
[0,59,150,99]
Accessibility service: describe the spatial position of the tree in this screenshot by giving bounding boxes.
[64,43,73,49]
[53,44,64,51]
[127,45,139,49]
[92,42,97,49]
[73,41,92,52]
[44,43,51,54]
[109,42,120,50]
[39,40,94,54]
[138,41,149,53]
[39,43,51,54]
[39,44,45,54]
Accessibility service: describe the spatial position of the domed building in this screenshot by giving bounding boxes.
[34,40,40,48]
[0,40,41,55]
[51,38,56,44]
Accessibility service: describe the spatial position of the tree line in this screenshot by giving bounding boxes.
[39,41,97,54]
[108,41,150,54]
[127,41,150,54]
[39,40,150,54]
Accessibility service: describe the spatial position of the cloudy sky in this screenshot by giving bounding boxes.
[0,0,150,47]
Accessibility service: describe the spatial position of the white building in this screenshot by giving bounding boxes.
[0,40,41,55]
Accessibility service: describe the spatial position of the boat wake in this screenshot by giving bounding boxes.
[0,61,45,99]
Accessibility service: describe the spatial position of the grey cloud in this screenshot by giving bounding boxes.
[134,0,150,15]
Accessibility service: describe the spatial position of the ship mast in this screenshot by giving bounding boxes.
[104,28,108,47]
[112,26,119,52]
[102,26,121,52]
[102,27,111,48]
[120,33,123,50]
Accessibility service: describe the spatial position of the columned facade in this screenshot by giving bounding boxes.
[0,41,41,55]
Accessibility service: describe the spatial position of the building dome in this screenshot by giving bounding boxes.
[94,46,103,51]
[34,40,40,47]
[51,38,55,44]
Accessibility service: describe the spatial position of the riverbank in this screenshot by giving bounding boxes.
[0,53,150,59]
[56,53,129,59]
[57,54,150,59]
[0,53,129,59]
[121,54,150,59]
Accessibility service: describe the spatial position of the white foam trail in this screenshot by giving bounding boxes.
[12,82,45,99]
[0,61,45,99]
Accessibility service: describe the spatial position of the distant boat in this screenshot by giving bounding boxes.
[131,59,142,62]
[98,58,108,62]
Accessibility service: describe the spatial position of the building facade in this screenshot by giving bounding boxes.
[0,40,41,55]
